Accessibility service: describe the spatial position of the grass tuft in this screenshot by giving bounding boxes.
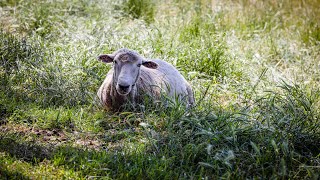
[177,16,228,78]
[119,0,155,23]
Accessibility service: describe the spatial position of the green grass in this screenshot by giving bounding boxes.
[119,0,155,23]
[0,0,319,179]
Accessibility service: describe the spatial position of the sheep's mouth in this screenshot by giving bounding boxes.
[116,84,132,95]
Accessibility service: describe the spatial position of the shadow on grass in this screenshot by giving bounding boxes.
[0,164,31,180]
[0,135,52,163]
[0,131,179,179]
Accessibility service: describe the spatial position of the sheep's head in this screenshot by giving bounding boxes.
[98,48,158,95]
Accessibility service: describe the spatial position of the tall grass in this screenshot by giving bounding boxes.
[119,0,155,23]
[177,16,228,78]
[0,31,100,107]
[0,0,319,179]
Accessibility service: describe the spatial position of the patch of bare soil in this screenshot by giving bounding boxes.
[0,123,104,151]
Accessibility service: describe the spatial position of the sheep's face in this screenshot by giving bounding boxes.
[98,49,158,95]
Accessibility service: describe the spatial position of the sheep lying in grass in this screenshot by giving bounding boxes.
[97,48,194,111]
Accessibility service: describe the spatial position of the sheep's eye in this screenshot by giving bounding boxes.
[113,61,117,64]
[137,64,142,67]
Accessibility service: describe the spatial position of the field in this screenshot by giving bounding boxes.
[0,0,319,179]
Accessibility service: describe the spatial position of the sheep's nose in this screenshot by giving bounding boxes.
[119,84,130,91]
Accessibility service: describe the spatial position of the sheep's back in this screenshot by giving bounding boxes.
[139,59,190,99]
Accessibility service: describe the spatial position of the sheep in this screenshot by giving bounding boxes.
[97,48,194,111]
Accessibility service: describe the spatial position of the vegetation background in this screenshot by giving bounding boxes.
[0,0,319,179]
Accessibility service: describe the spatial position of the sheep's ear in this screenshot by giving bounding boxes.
[98,54,114,63]
[142,60,158,69]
